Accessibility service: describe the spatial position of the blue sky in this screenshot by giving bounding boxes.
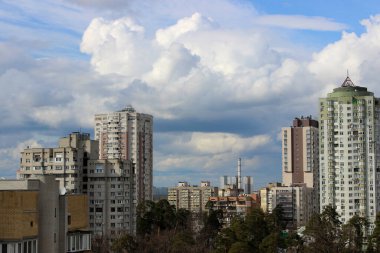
[2,0,380,189]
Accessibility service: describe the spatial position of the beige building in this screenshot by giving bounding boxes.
[208,194,260,227]
[0,175,91,253]
[17,131,139,236]
[168,181,217,213]
[87,159,135,236]
[282,116,319,219]
[259,182,282,213]
[282,117,319,189]
[94,106,153,203]
[260,183,312,229]
[17,132,99,193]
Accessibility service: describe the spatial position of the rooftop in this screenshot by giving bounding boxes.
[341,76,355,87]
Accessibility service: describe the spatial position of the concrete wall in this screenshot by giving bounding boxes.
[0,191,38,240]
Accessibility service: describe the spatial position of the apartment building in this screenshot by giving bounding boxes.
[168,181,218,213]
[94,106,153,203]
[282,116,319,188]
[319,77,380,229]
[282,116,319,217]
[208,194,260,227]
[0,175,91,253]
[260,184,311,229]
[17,132,99,193]
[87,159,135,236]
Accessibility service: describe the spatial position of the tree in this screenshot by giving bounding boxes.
[137,199,177,236]
[284,231,304,253]
[245,207,270,251]
[259,232,282,253]
[267,205,287,231]
[213,227,237,253]
[175,208,191,232]
[228,242,252,253]
[370,212,380,252]
[304,205,344,253]
[111,233,138,253]
[169,231,196,253]
[342,215,368,252]
[91,235,111,253]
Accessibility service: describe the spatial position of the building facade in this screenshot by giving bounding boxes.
[208,194,260,227]
[0,175,91,253]
[87,159,135,236]
[17,132,99,194]
[259,182,282,213]
[319,77,380,228]
[282,117,319,188]
[94,106,153,203]
[260,184,311,229]
[282,116,319,216]
[168,181,217,213]
[242,176,253,194]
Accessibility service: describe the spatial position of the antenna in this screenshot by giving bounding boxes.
[347,69,349,77]
[237,158,242,190]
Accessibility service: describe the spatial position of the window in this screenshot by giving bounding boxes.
[95,164,104,173]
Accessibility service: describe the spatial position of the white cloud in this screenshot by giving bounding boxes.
[308,15,380,95]
[156,12,214,47]
[80,12,319,121]
[255,15,348,31]
[154,131,271,177]
[144,43,200,85]
[0,139,43,177]
[81,17,155,77]
[3,0,380,188]
[188,132,271,154]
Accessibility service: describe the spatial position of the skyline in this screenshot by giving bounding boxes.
[2,0,380,188]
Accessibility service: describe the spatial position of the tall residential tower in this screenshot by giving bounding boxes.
[282,116,319,189]
[94,106,153,202]
[319,77,380,228]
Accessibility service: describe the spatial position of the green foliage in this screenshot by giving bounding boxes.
[368,212,380,252]
[199,208,223,249]
[169,231,196,253]
[304,205,344,253]
[228,242,252,253]
[259,232,282,253]
[213,207,285,252]
[136,199,178,236]
[267,205,287,231]
[102,204,380,253]
[111,233,137,253]
[342,215,368,252]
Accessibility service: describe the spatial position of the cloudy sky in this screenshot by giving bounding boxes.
[2,0,380,189]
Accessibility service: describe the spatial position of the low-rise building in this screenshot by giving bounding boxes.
[0,175,91,253]
[260,183,312,229]
[208,194,260,227]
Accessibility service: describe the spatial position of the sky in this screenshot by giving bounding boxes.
[2,0,380,189]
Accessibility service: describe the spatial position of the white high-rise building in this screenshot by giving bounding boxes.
[94,106,153,202]
[319,77,380,229]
